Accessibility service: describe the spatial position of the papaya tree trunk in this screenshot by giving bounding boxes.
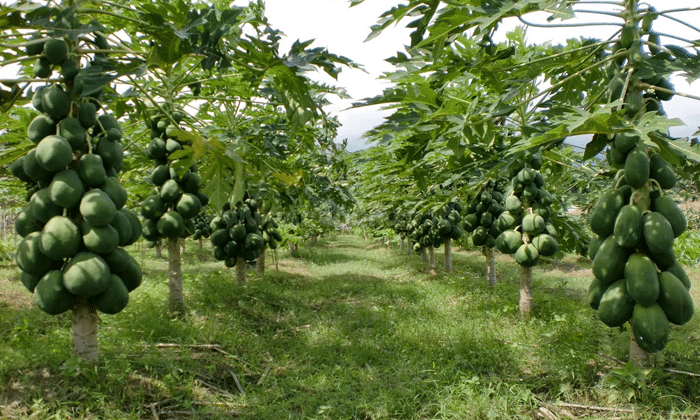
[486,246,497,287]
[629,322,651,367]
[444,238,452,273]
[406,237,412,255]
[167,237,185,315]
[385,236,390,249]
[179,237,185,254]
[519,265,533,319]
[155,242,163,259]
[72,298,98,363]
[310,234,317,245]
[199,237,203,251]
[400,237,405,252]
[236,256,246,284]
[429,246,436,270]
[420,247,428,264]
[256,248,266,275]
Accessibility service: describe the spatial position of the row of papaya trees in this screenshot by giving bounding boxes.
[0,0,354,362]
[348,0,700,367]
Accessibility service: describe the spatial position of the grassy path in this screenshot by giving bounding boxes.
[1,234,700,419]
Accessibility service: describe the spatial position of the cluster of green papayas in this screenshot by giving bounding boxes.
[409,202,462,253]
[140,114,209,245]
[209,197,281,267]
[462,180,507,248]
[495,160,559,267]
[12,33,142,316]
[191,211,213,241]
[587,149,691,353]
[606,9,673,126]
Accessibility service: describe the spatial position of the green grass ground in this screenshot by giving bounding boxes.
[1,235,700,419]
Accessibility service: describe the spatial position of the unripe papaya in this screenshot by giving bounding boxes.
[642,211,674,255]
[649,154,676,189]
[613,203,643,248]
[78,102,98,129]
[80,189,117,227]
[624,145,649,189]
[176,193,202,219]
[78,154,107,187]
[35,135,72,172]
[43,38,68,64]
[613,131,639,154]
[58,117,87,151]
[40,215,80,260]
[157,210,185,238]
[34,270,75,315]
[16,232,57,277]
[522,213,545,235]
[652,195,685,238]
[62,252,111,298]
[27,113,57,144]
[592,235,628,286]
[141,194,167,220]
[90,274,129,315]
[48,169,84,209]
[514,243,539,267]
[496,230,522,255]
[587,277,606,310]
[632,303,669,353]
[82,220,120,254]
[624,253,660,306]
[598,279,635,327]
[110,211,133,247]
[41,85,70,120]
[588,189,624,237]
[160,179,182,203]
[666,260,691,290]
[531,233,558,257]
[98,176,127,210]
[657,271,694,326]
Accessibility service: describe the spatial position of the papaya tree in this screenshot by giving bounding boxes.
[0,3,144,362]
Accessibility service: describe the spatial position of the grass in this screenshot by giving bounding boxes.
[1,235,700,419]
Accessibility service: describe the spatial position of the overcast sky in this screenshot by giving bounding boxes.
[248,0,700,151]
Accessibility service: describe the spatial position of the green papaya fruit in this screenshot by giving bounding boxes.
[587,277,607,310]
[624,253,660,306]
[613,203,643,248]
[90,274,129,315]
[57,117,87,151]
[649,154,676,189]
[624,145,649,189]
[652,195,685,238]
[98,176,127,210]
[43,38,68,64]
[80,189,117,227]
[78,102,97,129]
[642,212,674,255]
[531,233,558,257]
[589,189,624,238]
[35,135,72,172]
[598,279,635,327]
[41,85,70,120]
[514,243,539,267]
[632,303,670,353]
[157,210,185,238]
[592,235,628,286]
[160,179,182,203]
[78,154,107,187]
[48,169,84,209]
[27,113,56,144]
[82,220,120,254]
[62,252,111,298]
[39,215,80,260]
[34,270,75,315]
[657,271,694,326]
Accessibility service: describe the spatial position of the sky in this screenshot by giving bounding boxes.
[248,0,700,151]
